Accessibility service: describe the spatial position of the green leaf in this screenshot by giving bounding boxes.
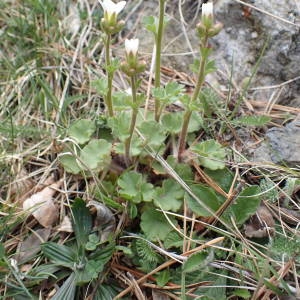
[95,284,120,300]
[142,16,158,35]
[232,289,251,299]
[52,272,76,300]
[204,59,217,75]
[92,78,108,96]
[231,186,261,225]
[189,58,200,74]
[128,202,138,219]
[187,111,203,132]
[204,167,234,193]
[271,235,300,262]
[114,137,143,156]
[138,120,166,148]
[186,184,222,217]
[89,234,100,244]
[41,242,77,268]
[233,115,271,127]
[164,231,183,249]
[155,270,170,287]
[152,155,193,181]
[141,208,177,242]
[72,198,92,247]
[86,234,100,251]
[161,112,183,134]
[68,119,96,144]
[152,82,184,105]
[153,179,184,212]
[85,242,97,251]
[191,139,226,170]
[107,111,130,141]
[75,259,104,285]
[283,177,300,197]
[118,171,154,203]
[79,139,112,170]
[183,251,212,273]
[88,242,115,266]
[59,153,81,174]
[115,245,133,256]
[0,243,5,259]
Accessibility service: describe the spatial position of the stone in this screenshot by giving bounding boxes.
[253,119,300,166]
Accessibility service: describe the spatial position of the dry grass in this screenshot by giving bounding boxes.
[0,0,300,299]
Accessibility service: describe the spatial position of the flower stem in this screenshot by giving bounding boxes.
[124,75,138,166]
[105,34,114,117]
[154,0,166,122]
[177,36,208,162]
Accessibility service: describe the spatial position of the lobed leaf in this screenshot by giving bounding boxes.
[68,119,96,145]
[191,139,226,170]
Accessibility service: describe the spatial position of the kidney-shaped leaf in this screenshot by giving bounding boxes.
[79,139,112,171]
[231,185,261,225]
[191,139,226,170]
[186,184,222,217]
[141,208,177,242]
[68,119,96,144]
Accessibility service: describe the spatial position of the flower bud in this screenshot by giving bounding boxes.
[207,22,223,37]
[201,2,214,29]
[125,38,139,57]
[99,0,126,34]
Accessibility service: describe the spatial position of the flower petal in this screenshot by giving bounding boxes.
[125,38,139,56]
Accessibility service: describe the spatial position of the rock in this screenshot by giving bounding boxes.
[124,0,300,106]
[253,119,300,166]
[212,0,300,105]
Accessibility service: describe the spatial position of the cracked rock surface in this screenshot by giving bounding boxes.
[253,119,300,166]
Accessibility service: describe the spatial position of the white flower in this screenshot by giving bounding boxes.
[202,2,213,19]
[125,38,139,56]
[99,0,126,21]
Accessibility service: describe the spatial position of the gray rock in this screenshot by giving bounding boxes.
[253,119,300,165]
[124,0,300,106]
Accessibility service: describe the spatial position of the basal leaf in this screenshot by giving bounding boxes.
[75,259,103,285]
[155,270,170,287]
[72,198,92,247]
[204,167,234,193]
[232,289,251,299]
[89,242,115,265]
[68,119,96,144]
[231,185,261,225]
[0,243,5,259]
[41,242,77,268]
[141,208,177,241]
[233,115,271,127]
[138,120,166,148]
[79,139,112,171]
[118,171,154,203]
[59,153,81,174]
[152,155,193,181]
[153,179,184,212]
[52,272,76,300]
[186,184,222,217]
[183,251,212,273]
[161,112,183,134]
[191,139,226,170]
[107,111,131,142]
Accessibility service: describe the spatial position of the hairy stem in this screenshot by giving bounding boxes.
[177,37,208,162]
[154,0,166,122]
[105,34,114,117]
[124,75,138,165]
